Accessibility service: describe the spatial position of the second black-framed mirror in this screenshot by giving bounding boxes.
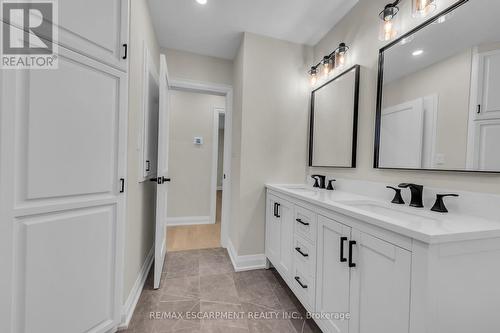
[309,65,360,168]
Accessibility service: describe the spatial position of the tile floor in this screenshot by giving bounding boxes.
[123,248,322,333]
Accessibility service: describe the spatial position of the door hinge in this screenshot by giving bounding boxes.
[122,44,128,60]
[119,178,125,193]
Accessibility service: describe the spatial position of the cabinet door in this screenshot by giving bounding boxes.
[476,50,500,120]
[277,200,294,281]
[349,230,411,333]
[315,215,351,333]
[29,0,129,71]
[265,195,281,265]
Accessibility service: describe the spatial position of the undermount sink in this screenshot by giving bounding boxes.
[338,200,439,225]
[280,186,318,195]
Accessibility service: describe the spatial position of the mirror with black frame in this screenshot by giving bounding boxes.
[375,0,500,173]
[309,65,360,168]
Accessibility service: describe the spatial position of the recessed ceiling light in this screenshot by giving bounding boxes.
[196,0,207,4]
[412,49,424,56]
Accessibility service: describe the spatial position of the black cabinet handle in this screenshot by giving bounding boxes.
[119,178,125,193]
[340,237,347,262]
[477,104,481,114]
[296,218,310,226]
[348,240,356,268]
[294,276,308,289]
[146,160,150,172]
[295,247,309,257]
[276,203,281,218]
[122,44,128,60]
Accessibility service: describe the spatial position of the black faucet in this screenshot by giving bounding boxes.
[431,194,459,213]
[398,183,424,208]
[311,175,326,189]
[326,179,336,191]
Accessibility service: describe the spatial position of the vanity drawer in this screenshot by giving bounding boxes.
[291,265,315,312]
[294,205,317,244]
[293,234,316,279]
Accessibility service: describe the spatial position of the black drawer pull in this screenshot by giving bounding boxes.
[340,237,347,263]
[295,247,309,257]
[276,203,281,218]
[294,276,308,289]
[348,240,356,268]
[296,218,310,226]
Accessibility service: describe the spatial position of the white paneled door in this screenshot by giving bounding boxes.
[153,55,171,289]
[0,1,129,331]
[0,45,128,333]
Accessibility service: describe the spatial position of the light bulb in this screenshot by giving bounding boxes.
[378,3,400,42]
[323,56,331,75]
[310,75,317,86]
[412,0,437,18]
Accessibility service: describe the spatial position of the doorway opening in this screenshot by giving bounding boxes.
[165,82,232,253]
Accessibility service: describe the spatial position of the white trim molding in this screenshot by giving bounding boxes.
[118,246,154,330]
[166,216,212,226]
[227,239,267,272]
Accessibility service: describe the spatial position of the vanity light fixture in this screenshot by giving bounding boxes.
[307,42,350,86]
[412,0,437,18]
[379,1,401,41]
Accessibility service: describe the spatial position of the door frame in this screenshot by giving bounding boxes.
[210,107,226,225]
[168,79,233,248]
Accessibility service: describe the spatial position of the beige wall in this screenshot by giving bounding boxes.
[123,0,160,302]
[310,0,500,194]
[163,48,233,85]
[230,33,312,255]
[167,90,225,217]
[384,50,472,169]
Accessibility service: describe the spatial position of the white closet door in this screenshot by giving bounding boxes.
[379,98,424,168]
[476,50,500,120]
[0,45,127,333]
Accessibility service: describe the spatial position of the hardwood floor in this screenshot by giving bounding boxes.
[167,191,222,252]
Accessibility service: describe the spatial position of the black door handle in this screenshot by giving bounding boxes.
[295,247,309,257]
[122,44,128,59]
[296,218,310,226]
[348,240,356,268]
[149,177,171,184]
[294,276,308,289]
[340,237,347,262]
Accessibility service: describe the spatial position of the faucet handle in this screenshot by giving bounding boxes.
[311,175,320,188]
[386,186,405,204]
[326,179,336,191]
[398,183,423,189]
[431,194,459,213]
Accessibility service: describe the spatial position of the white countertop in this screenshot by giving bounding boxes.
[266,184,500,244]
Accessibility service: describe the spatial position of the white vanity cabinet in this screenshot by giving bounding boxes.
[265,186,500,333]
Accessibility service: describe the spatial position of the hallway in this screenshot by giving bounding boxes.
[167,191,223,252]
[123,248,322,333]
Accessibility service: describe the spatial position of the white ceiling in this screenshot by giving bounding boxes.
[147,0,359,60]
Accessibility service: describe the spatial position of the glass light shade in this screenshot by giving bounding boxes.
[335,47,347,68]
[412,0,437,18]
[379,15,400,41]
[310,73,317,86]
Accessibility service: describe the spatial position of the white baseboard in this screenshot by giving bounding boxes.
[166,216,213,226]
[118,246,154,331]
[227,239,266,272]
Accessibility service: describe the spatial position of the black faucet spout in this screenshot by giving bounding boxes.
[311,175,326,189]
[398,183,424,208]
